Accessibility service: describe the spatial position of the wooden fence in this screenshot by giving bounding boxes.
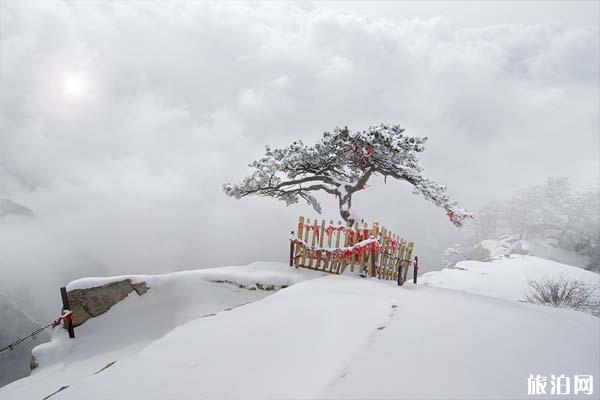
[289,216,414,282]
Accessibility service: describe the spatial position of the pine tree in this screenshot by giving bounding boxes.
[223,124,472,226]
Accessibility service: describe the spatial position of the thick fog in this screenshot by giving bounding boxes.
[0,1,598,324]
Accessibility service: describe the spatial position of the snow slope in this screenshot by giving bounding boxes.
[322,283,598,399]
[0,258,598,399]
[0,262,325,397]
[421,255,600,302]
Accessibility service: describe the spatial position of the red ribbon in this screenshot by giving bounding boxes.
[52,311,73,329]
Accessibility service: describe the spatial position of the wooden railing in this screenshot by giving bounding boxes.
[289,216,414,282]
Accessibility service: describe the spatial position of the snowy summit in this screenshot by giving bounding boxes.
[1,257,598,399]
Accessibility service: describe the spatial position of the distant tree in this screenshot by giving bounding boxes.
[501,178,599,259]
[450,178,600,271]
[505,177,572,240]
[223,124,471,226]
[561,189,599,257]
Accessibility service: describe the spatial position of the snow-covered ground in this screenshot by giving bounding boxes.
[0,262,324,399]
[422,255,600,302]
[0,257,598,399]
[466,238,592,269]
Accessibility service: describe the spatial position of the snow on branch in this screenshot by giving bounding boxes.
[223,123,472,226]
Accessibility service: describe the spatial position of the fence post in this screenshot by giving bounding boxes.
[403,242,414,283]
[60,287,75,339]
[297,216,305,268]
[289,231,295,267]
[369,248,376,278]
[413,256,419,284]
[372,222,380,278]
[317,219,326,271]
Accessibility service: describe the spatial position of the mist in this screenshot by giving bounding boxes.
[1,0,598,326]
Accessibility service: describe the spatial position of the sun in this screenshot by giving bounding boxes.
[62,74,89,100]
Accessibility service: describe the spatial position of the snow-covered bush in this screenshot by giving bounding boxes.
[524,276,600,316]
[224,124,471,226]
[442,244,468,267]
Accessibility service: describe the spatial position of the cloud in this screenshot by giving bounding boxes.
[0,1,597,319]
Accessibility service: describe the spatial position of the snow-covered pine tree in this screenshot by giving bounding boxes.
[223,124,472,226]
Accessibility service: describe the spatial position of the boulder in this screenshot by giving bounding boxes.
[468,239,514,261]
[30,355,38,371]
[469,243,492,261]
[67,279,148,327]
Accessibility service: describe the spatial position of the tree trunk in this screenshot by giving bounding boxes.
[339,193,354,225]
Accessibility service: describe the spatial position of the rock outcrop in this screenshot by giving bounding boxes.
[210,279,287,291]
[30,355,38,371]
[468,243,492,262]
[67,279,148,327]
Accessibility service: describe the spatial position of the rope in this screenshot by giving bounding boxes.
[0,311,73,354]
[0,322,53,353]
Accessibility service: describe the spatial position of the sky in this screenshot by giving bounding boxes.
[0,1,598,319]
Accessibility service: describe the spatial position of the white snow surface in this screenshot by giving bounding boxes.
[422,255,600,302]
[66,261,323,291]
[1,258,598,399]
